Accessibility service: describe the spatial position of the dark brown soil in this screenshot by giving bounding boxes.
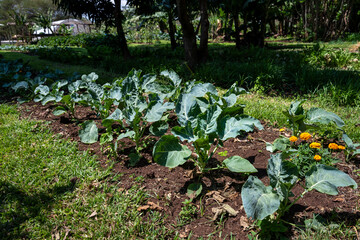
[19,102,360,239]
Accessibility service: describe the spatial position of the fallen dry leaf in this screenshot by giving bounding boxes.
[240,216,250,229]
[88,210,97,218]
[137,201,163,211]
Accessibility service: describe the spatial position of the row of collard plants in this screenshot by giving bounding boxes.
[2,59,358,238]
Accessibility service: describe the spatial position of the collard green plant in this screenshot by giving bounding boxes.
[284,100,345,137]
[241,153,357,238]
[153,82,261,192]
[100,70,180,165]
[342,133,360,161]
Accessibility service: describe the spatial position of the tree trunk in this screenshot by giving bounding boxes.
[176,0,198,69]
[168,10,178,50]
[114,0,131,59]
[234,13,241,49]
[198,0,209,63]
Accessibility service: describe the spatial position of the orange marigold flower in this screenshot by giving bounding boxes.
[309,142,321,149]
[338,145,346,150]
[289,136,298,142]
[328,143,339,150]
[279,128,285,132]
[300,132,312,140]
[314,155,322,161]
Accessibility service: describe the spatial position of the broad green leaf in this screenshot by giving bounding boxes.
[41,95,56,105]
[224,82,247,97]
[149,121,168,137]
[145,102,174,122]
[53,80,68,90]
[82,72,98,82]
[223,156,257,173]
[176,93,201,128]
[220,104,245,117]
[171,122,196,142]
[197,105,222,135]
[187,183,203,199]
[218,116,243,141]
[189,83,217,97]
[12,81,28,91]
[141,74,157,90]
[242,176,281,220]
[288,100,305,116]
[235,115,264,132]
[68,80,82,93]
[222,94,237,107]
[267,154,298,187]
[306,108,345,128]
[266,137,291,152]
[153,135,191,168]
[107,109,123,120]
[109,86,122,100]
[305,165,357,195]
[53,106,67,116]
[79,120,98,144]
[87,82,104,101]
[34,85,50,96]
[117,130,135,140]
[160,70,182,87]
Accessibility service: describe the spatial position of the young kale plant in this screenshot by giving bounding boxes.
[241,153,357,239]
[100,70,181,165]
[153,82,262,193]
[284,100,345,137]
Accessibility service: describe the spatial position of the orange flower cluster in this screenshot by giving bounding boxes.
[314,155,322,161]
[300,132,312,140]
[289,136,298,142]
[309,142,321,149]
[328,143,339,150]
[338,145,346,150]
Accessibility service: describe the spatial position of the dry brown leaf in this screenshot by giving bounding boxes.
[222,204,238,217]
[88,210,97,218]
[333,197,345,202]
[240,216,250,229]
[137,201,163,211]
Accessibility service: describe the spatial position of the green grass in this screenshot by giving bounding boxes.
[0,104,171,239]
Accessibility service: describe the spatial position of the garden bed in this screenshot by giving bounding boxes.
[19,101,360,239]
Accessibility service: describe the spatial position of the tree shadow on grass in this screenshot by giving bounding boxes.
[0,180,77,240]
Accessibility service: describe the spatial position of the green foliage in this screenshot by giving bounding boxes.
[283,100,345,136]
[37,34,89,47]
[241,153,357,238]
[153,81,261,194]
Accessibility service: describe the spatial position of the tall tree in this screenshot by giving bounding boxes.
[176,0,210,69]
[53,0,131,59]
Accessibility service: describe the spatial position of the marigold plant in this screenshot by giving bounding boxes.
[328,143,339,150]
[314,155,322,161]
[289,136,298,142]
[338,145,346,150]
[309,142,321,149]
[300,132,312,140]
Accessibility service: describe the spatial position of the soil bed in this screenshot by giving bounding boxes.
[19,101,360,239]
